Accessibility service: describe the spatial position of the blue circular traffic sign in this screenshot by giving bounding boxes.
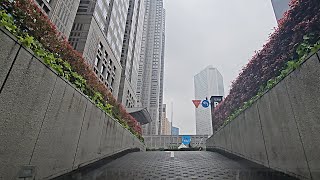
[202,100,210,108]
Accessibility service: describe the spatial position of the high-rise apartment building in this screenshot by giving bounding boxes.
[194,66,224,136]
[136,0,166,135]
[69,0,131,97]
[34,0,80,38]
[117,0,145,108]
[271,0,291,22]
[160,104,171,135]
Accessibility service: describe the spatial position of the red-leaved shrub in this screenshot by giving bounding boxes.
[213,0,320,131]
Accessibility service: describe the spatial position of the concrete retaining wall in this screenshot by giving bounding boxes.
[0,28,145,180]
[206,51,320,180]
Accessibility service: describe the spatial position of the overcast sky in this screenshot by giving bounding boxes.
[163,0,277,134]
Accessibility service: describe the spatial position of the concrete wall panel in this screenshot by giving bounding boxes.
[0,49,57,179]
[257,82,310,178]
[223,124,232,152]
[220,128,228,151]
[73,103,104,168]
[215,129,223,149]
[99,116,115,157]
[122,130,132,149]
[285,54,320,179]
[243,104,268,166]
[30,77,88,179]
[213,129,222,149]
[218,129,225,149]
[0,29,20,88]
[229,114,246,157]
[114,123,124,152]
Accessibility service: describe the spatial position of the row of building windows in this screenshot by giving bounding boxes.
[93,42,117,92]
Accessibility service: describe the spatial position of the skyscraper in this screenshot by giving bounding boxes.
[171,127,179,135]
[194,66,224,136]
[271,0,291,22]
[160,104,171,135]
[136,0,166,135]
[34,0,80,38]
[69,0,131,98]
[117,0,145,108]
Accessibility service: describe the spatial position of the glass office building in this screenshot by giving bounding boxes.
[194,66,224,136]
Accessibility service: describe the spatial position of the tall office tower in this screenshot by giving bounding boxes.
[69,0,130,98]
[117,0,145,108]
[160,104,171,135]
[136,0,166,135]
[271,0,291,22]
[158,9,166,135]
[171,127,179,135]
[34,0,80,38]
[194,66,224,136]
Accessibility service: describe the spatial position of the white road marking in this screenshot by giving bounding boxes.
[170,151,174,158]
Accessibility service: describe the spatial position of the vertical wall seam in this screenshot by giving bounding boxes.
[228,121,233,153]
[284,80,313,179]
[112,124,118,153]
[0,45,22,94]
[223,125,228,152]
[97,112,106,155]
[72,99,89,168]
[316,52,320,64]
[229,124,232,152]
[256,103,270,168]
[241,113,246,157]
[28,75,58,164]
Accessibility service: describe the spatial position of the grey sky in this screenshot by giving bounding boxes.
[163,0,277,134]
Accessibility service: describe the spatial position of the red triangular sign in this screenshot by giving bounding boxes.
[192,100,202,108]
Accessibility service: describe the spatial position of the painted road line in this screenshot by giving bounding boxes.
[170,151,174,158]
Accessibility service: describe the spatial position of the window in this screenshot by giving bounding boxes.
[106,71,110,80]
[101,65,106,74]
[95,56,101,66]
[98,42,103,50]
[111,78,115,86]
[105,51,109,59]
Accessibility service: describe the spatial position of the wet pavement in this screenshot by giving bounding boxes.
[58,151,298,180]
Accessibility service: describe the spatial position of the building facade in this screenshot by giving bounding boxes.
[117,0,145,108]
[171,126,179,135]
[194,66,224,136]
[34,0,80,38]
[136,0,166,135]
[69,0,131,98]
[160,104,171,135]
[271,0,291,22]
